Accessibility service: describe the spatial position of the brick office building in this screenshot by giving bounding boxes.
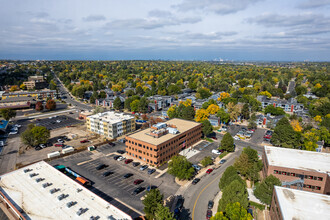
[262,145,330,195]
[269,186,330,220]
[125,118,202,166]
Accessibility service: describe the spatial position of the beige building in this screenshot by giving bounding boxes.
[86,111,135,139]
[23,75,47,90]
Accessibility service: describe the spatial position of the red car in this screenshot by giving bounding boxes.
[125,159,133,164]
[80,139,89,143]
[133,179,144,185]
[211,137,217,140]
[206,210,212,219]
[206,169,213,174]
[54,143,64,147]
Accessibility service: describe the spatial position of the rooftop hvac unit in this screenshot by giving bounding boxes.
[42,182,52,188]
[50,188,60,194]
[24,168,33,173]
[90,216,100,220]
[66,201,77,208]
[29,173,38,178]
[35,178,45,183]
[76,208,88,216]
[57,194,69,201]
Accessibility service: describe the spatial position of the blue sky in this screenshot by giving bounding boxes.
[0,0,330,61]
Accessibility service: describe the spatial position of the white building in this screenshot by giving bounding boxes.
[86,111,135,139]
[0,161,132,220]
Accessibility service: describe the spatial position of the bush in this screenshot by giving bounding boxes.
[200,156,213,167]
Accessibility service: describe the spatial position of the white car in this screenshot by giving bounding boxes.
[14,124,22,128]
[234,136,240,140]
[57,139,64,143]
[117,156,125,161]
[9,131,18,135]
[39,144,46,149]
[212,149,221,155]
[56,120,61,123]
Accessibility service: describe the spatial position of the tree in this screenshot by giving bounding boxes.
[168,155,195,180]
[0,108,16,121]
[202,119,213,136]
[271,118,299,149]
[93,106,105,114]
[35,101,43,111]
[99,91,107,99]
[167,105,178,119]
[264,105,285,116]
[195,109,209,122]
[290,120,302,132]
[130,100,140,112]
[49,80,57,90]
[113,97,122,110]
[154,203,175,220]
[20,83,26,90]
[200,156,213,167]
[21,125,50,146]
[218,92,230,101]
[136,86,144,95]
[143,189,163,220]
[196,87,212,99]
[218,180,249,211]
[225,202,253,220]
[241,104,250,120]
[254,175,281,205]
[219,166,244,190]
[234,153,251,176]
[206,104,220,115]
[45,99,56,110]
[217,108,230,124]
[226,102,240,121]
[138,97,149,113]
[210,212,228,220]
[177,104,195,120]
[259,91,272,98]
[10,85,19,92]
[221,132,235,152]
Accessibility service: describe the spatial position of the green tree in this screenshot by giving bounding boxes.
[177,104,195,120]
[202,119,213,136]
[0,108,16,121]
[130,100,140,112]
[21,125,50,146]
[210,212,228,220]
[218,180,249,211]
[45,99,56,110]
[200,156,213,167]
[217,108,230,124]
[168,155,195,180]
[219,166,244,190]
[271,118,299,148]
[136,86,144,95]
[196,87,212,99]
[143,189,164,220]
[225,202,253,220]
[264,105,285,116]
[93,106,105,114]
[138,97,149,113]
[113,97,122,110]
[234,153,251,176]
[90,95,96,104]
[220,132,235,152]
[254,175,281,205]
[242,146,259,163]
[154,203,175,220]
[49,80,57,90]
[241,103,250,120]
[167,105,178,119]
[99,91,107,99]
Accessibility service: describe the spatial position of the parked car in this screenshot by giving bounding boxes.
[234,136,240,140]
[133,179,144,185]
[54,143,64,147]
[192,164,201,171]
[102,171,114,177]
[117,150,125,154]
[108,142,116,146]
[57,139,64,143]
[208,201,214,209]
[219,159,226,164]
[96,164,108,170]
[132,162,140,167]
[206,210,212,219]
[175,197,185,210]
[56,120,61,123]
[212,149,221,155]
[14,124,21,128]
[125,159,133,164]
[192,178,200,185]
[35,146,42,151]
[39,144,46,149]
[132,186,145,195]
[147,168,156,175]
[123,173,133,179]
[9,131,18,135]
[80,139,89,143]
[211,136,217,140]
[113,155,121,160]
[117,156,125,161]
[206,168,213,174]
[140,165,148,171]
[146,185,158,191]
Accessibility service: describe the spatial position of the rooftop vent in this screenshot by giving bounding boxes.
[29,173,38,178]
[50,188,60,194]
[77,208,88,216]
[90,216,100,220]
[35,178,45,183]
[66,201,77,208]
[57,194,69,201]
[42,182,52,188]
[24,168,33,173]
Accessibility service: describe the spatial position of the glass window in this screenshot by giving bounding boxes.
[318,177,323,181]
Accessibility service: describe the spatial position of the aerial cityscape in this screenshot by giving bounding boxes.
[0,1,329,220]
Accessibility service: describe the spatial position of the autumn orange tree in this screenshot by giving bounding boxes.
[290,120,302,132]
[218,92,230,101]
[206,104,220,115]
[195,109,210,122]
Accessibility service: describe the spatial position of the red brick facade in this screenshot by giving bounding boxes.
[262,150,330,195]
[125,124,202,166]
[269,188,283,220]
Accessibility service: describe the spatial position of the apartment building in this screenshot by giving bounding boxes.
[2,89,56,100]
[262,145,330,195]
[23,75,47,90]
[257,95,304,113]
[125,118,202,166]
[86,111,135,139]
[270,186,330,220]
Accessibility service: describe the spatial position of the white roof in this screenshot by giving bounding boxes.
[0,161,131,220]
[264,145,330,174]
[274,186,330,220]
[88,111,134,124]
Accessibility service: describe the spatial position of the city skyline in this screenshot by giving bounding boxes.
[1,0,330,61]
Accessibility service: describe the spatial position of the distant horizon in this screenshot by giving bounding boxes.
[1,0,330,61]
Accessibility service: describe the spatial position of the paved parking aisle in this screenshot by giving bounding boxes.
[35,115,81,130]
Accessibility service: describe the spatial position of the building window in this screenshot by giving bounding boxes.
[291,173,296,177]
[286,172,290,176]
[316,186,321,190]
[147,159,149,162]
[313,176,317,180]
[308,176,313,180]
[147,147,149,150]
[318,177,323,181]
[311,186,315,189]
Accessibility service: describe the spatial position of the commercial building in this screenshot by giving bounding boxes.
[262,145,330,195]
[23,76,47,90]
[270,186,330,220]
[86,111,135,139]
[0,96,36,109]
[2,89,56,100]
[125,118,202,166]
[0,161,132,220]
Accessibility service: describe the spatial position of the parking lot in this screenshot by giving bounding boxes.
[48,141,180,217]
[35,115,81,130]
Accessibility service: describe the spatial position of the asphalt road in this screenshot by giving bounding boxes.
[54,74,93,111]
[0,136,21,175]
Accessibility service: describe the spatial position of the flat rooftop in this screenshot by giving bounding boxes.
[88,111,134,124]
[127,118,201,146]
[264,145,330,174]
[0,161,131,220]
[274,186,330,219]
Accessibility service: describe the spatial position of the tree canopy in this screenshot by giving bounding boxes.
[167,155,195,180]
[254,175,281,205]
[0,108,16,121]
[220,132,235,152]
